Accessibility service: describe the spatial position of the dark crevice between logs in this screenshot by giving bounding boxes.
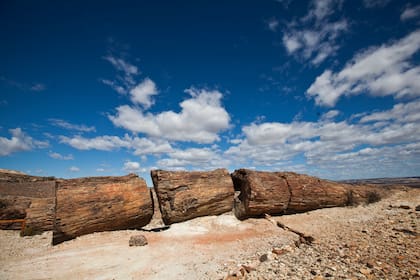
[283,175,293,214]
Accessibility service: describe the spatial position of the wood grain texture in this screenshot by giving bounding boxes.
[0,177,56,232]
[232,169,369,219]
[53,174,153,245]
[231,169,290,219]
[151,169,234,225]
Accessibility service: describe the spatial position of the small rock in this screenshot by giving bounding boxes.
[398,205,410,210]
[360,268,371,276]
[242,264,257,273]
[259,254,268,262]
[129,234,148,246]
[415,205,420,211]
[366,261,374,268]
[272,248,287,255]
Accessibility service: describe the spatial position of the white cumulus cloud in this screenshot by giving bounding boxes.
[109,88,230,143]
[69,166,80,172]
[129,78,158,109]
[226,99,420,178]
[157,147,230,170]
[0,128,48,156]
[307,30,420,107]
[123,161,145,173]
[282,0,348,65]
[48,151,74,160]
[59,134,173,155]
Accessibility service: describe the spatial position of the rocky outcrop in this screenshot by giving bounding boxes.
[151,169,234,225]
[53,174,153,245]
[0,173,56,234]
[231,169,379,219]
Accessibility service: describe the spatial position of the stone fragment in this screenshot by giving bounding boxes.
[129,234,148,246]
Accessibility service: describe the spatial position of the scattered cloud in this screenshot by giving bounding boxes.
[0,76,46,92]
[59,134,173,155]
[123,161,146,173]
[130,78,158,109]
[307,30,420,106]
[157,147,230,170]
[49,118,96,132]
[96,168,106,172]
[48,151,74,160]
[282,0,348,65]
[30,83,46,92]
[0,128,49,156]
[100,79,126,94]
[226,99,420,178]
[69,166,80,172]
[267,18,279,32]
[109,88,230,143]
[401,4,420,21]
[102,55,139,94]
[363,0,391,8]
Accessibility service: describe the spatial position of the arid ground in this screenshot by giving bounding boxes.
[1,186,419,280]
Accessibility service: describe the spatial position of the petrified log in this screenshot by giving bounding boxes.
[231,169,290,219]
[0,173,56,233]
[232,169,361,219]
[284,172,349,213]
[53,174,153,245]
[151,169,234,225]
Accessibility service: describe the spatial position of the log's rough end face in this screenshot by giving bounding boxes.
[53,174,153,245]
[151,169,234,225]
[231,169,291,220]
[0,175,56,232]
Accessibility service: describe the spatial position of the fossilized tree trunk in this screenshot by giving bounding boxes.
[232,169,373,219]
[53,174,153,245]
[0,173,56,234]
[151,169,234,225]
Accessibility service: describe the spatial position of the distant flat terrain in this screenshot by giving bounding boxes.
[340,177,420,188]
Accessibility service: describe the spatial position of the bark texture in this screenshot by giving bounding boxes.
[151,169,234,225]
[53,174,153,245]
[232,169,375,219]
[0,173,56,233]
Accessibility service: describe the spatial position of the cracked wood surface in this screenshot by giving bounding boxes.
[231,169,377,219]
[0,174,56,232]
[53,174,153,244]
[151,169,235,225]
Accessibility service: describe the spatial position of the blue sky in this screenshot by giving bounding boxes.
[1,0,419,185]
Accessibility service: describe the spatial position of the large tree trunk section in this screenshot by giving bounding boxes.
[53,174,153,245]
[284,172,349,213]
[0,174,56,233]
[232,169,374,219]
[231,169,290,219]
[151,169,235,225]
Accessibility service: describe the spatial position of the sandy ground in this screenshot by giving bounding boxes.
[1,187,419,280]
